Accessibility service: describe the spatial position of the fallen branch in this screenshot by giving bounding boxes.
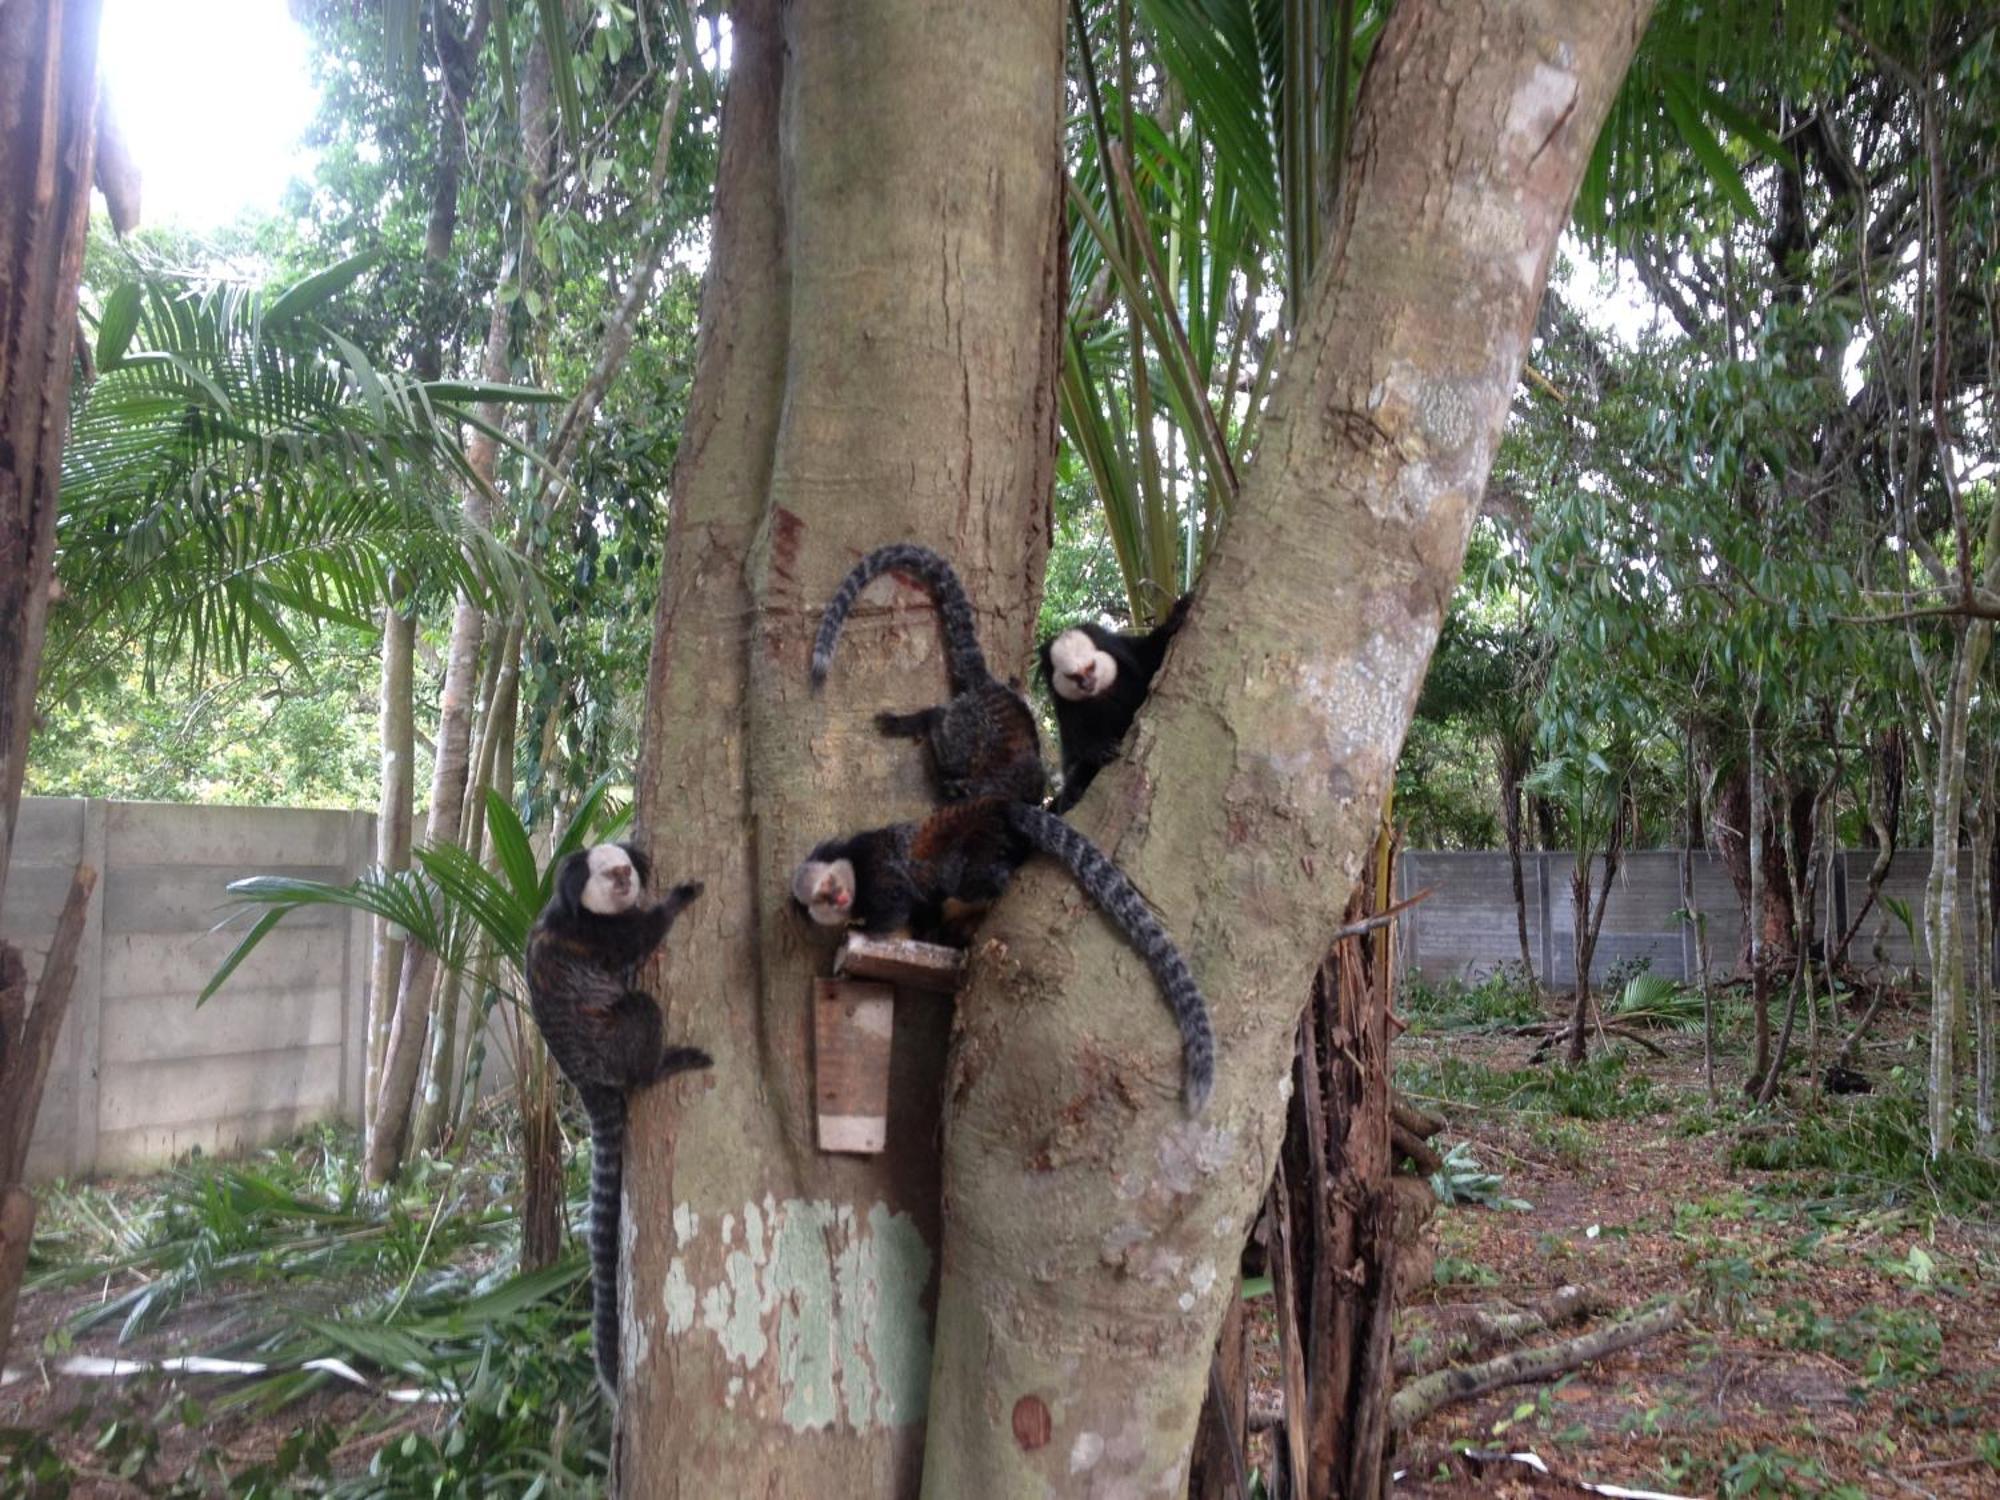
[1390,1298,1685,1432]
[1392,1123,1445,1177]
[1395,1284,1606,1379]
[1391,1094,1445,1140]
[1523,1020,1670,1060]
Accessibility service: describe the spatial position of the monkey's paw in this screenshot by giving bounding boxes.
[669,880,705,906]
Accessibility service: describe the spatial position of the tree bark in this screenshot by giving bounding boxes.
[618,0,1063,1489]
[1974,747,1995,1143]
[925,4,1646,1494]
[1924,619,1992,1155]
[0,0,102,917]
[0,0,104,1373]
[1388,1299,1684,1433]
[367,3,484,1138]
[1499,754,1537,998]
[367,592,415,1126]
[0,864,95,1370]
[1187,1290,1250,1500]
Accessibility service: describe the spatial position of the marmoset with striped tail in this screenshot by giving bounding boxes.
[526,843,709,1397]
[791,797,1215,1113]
[811,542,1047,806]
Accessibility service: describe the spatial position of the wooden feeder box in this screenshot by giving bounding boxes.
[813,935,966,1155]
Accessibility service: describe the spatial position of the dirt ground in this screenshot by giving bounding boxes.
[1357,1012,2000,1499]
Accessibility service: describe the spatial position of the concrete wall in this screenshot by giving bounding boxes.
[5,797,372,1182]
[1398,847,1980,986]
[3,795,1981,1181]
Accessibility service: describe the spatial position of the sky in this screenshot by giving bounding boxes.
[98,0,320,232]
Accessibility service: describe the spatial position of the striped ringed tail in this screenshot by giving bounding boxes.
[1005,803,1217,1114]
[581,1088,628,1398]
[809,542,988,691]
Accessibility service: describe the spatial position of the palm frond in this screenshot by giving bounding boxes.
[51,259,555,696]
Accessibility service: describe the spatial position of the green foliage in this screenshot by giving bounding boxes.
[1400,969,1543,1032]
[14,1123,612,1497]
[1398,1050,1669,1122]
[52,254,547,702]
[1728,1093,2000,1218]
[203,780,625,1007]
[1427,1141,1531,1212]
[27,627,386,807]
[1609,972,1706,1031]
[1718,1446,1868,1499]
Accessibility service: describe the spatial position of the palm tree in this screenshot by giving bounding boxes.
[45,252,553,703]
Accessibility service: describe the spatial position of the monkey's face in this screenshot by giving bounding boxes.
[791,857,856,927]
[1047,629,1116,702]
[579,845,644,916]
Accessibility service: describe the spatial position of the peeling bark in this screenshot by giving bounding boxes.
[0,0,102,915]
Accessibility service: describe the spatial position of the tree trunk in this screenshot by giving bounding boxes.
[1713,764,1799,975]
[1924,618,1993,1156]
[0,0,102,916]
[0,865,95,1369]
[1746,700,1770,1093]
[1967,747,1992,1143]
[1499,754,1537,999]
[618,0,1064,1487]
[365,30,552,1185]
[622,0,1645,1492]
[923,3,1645,1494]
[1187,1290,1250,1500]
[367,592,416,1126]
[367,2,483,1139]
[0,0,105,1375]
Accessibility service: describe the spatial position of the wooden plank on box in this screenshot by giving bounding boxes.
[814,978,894,1154]
[833,933,965,993]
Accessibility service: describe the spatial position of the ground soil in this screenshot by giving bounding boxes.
[4,1004,1995,1497]
[1284,1002,2000,1499]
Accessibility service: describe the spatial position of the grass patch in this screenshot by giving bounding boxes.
[1727,1093,2000,1218]
[1400,968,1544,1031]
[1397,1048,1670,1121]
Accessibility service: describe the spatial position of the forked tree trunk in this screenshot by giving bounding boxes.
[928,9,1643,1486]
[623,1,1647,1493]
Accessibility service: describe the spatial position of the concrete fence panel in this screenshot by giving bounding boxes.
[6,797,1989,1183]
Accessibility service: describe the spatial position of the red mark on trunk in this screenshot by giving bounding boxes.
[1011,1394,1052,1451]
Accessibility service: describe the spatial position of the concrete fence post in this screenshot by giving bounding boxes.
[66,798,107,1178]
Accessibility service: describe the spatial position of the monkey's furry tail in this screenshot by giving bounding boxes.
[1005,803,1216,1113]
[810,542,989,692]
[578,1085,630,1399]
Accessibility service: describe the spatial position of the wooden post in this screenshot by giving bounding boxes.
[814,978,896,1154]
[834,933,965,992]
[812,936,967,1155]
